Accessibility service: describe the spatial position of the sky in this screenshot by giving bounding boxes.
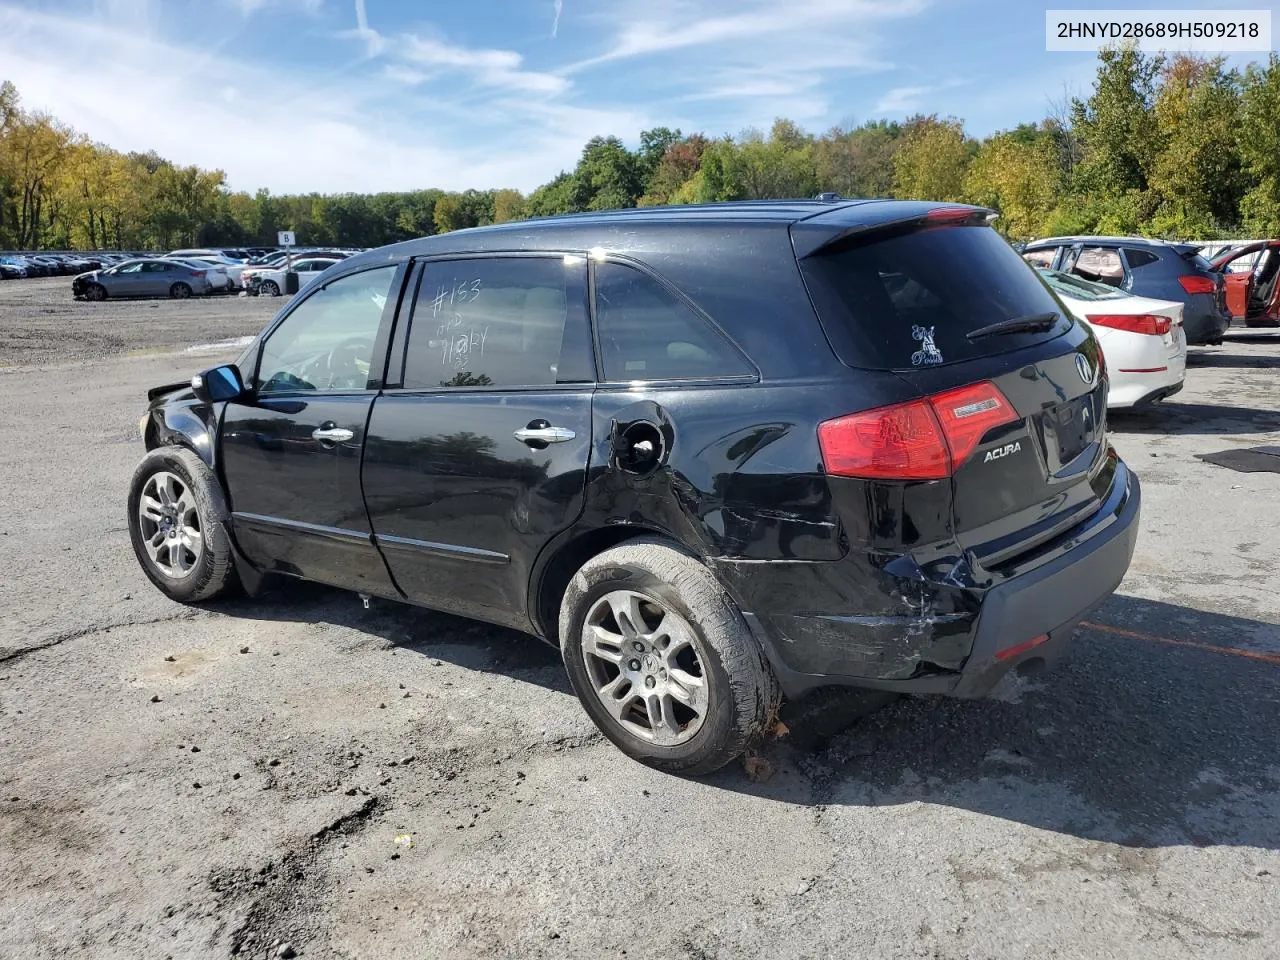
[0,0,1276,195]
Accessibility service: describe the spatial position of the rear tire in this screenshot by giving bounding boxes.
[169,282,192,299]
[559,538,779,775]
[128,446,239,603]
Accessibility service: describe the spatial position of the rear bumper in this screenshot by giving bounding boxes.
[722,462,1141,699]
[1182,295,1230,344]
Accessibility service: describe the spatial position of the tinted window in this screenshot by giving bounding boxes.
[256,266,396,394]
[1071,246,1124,286]
[1123,248,1159,269]
[799,225,1068,369]
[594,263,752,381]
[402,257,591,389]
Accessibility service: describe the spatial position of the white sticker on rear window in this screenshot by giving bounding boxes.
[911,324,944,366]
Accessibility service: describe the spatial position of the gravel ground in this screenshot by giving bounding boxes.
[0,276,280,365]
[1,276,1278,959]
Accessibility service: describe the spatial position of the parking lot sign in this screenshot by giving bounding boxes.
[277,230,295,247]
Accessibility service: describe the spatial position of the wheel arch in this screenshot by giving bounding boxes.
[149,402,219,469]
[529,522,683,643]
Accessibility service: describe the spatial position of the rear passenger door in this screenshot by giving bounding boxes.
[361,254,596,631]
[140,261,175,295]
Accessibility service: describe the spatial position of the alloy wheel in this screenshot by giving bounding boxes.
[137,471,203,579]
[580,590,708,746]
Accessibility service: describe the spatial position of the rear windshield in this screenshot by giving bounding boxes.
[799,224,1069,369]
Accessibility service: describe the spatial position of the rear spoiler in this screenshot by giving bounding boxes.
[791,201,998,259]
[1170,243,1204,259]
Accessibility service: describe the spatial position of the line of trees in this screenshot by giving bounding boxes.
[2,48,1279,252]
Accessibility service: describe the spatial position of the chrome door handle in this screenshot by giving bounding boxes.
[312,426,354,443]
[513,426,576,444]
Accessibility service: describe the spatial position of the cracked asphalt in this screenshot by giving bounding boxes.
[1,277,1278,959]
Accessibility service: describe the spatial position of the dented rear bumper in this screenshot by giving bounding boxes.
[714,462,1141,699]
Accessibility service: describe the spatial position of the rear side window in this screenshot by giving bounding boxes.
[798,225,1068,369]
[1022,247,1057,268]
[402,257,592,389]
[594,263,752,381]
[1071,246,1124,286]
[1122,248,1159,269]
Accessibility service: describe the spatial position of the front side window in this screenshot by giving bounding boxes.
[256,265,396,394]
[594,262,752,381]
[401,257,591,389]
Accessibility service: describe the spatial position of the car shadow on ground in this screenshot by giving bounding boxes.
[214,585,1280,850]
[711,593,1280,851]
[213,579,571,693]
[1186,351,1280,370]
[1110,401,1280,435]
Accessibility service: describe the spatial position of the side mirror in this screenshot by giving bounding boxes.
[191,364,247,404]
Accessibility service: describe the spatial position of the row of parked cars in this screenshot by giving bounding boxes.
[54,247,364,300]
[1018,234,1280,411]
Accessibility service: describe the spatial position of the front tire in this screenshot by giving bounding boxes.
[559,538,779,775]
[85,283,107,301]
[128,447,239,603]
[260,280,280,297]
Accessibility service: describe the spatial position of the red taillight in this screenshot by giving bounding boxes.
[818,381,1018,480]
[1178,275,1215,295]
[928,381,1019,468]
[191,270,206,278]
[925,206,974,224]
[818,399,950,480]
[1087,313,1171,337]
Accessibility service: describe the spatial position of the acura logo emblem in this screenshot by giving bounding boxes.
[1075,353,1093,384]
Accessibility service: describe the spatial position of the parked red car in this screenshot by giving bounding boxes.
[1210,240,1280,327]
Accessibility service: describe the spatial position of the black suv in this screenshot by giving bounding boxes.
[130,200,1140,774]
[1021,235,1230,345]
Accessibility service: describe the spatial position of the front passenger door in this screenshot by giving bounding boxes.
[219,264,405,595]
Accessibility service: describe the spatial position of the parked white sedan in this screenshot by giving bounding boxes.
[242,256,342,296]
[1040,269,1187,409]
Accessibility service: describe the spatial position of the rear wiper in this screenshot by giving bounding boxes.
[966,312,1060,341]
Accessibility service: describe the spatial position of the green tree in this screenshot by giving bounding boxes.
[1239,54,1280,235]
[814,120,901,198]
[1069,45,1163,226]
[1144,55,1245,237]
[572,135,642,211]
[963,131,1061,239]
[526,171,579,217]
[892,115,971,201]
[637,126,681,189]
[637,134,708,206]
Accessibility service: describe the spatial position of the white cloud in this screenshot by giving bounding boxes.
[0,4,617,193]
[564,0,926,72]
[345,0,386,57]
[873,79,968,116]
[551,0,563,39]
[399,34,568,94]
[874,85,933,114]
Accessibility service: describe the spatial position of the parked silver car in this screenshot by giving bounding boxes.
[72,258,215,300]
